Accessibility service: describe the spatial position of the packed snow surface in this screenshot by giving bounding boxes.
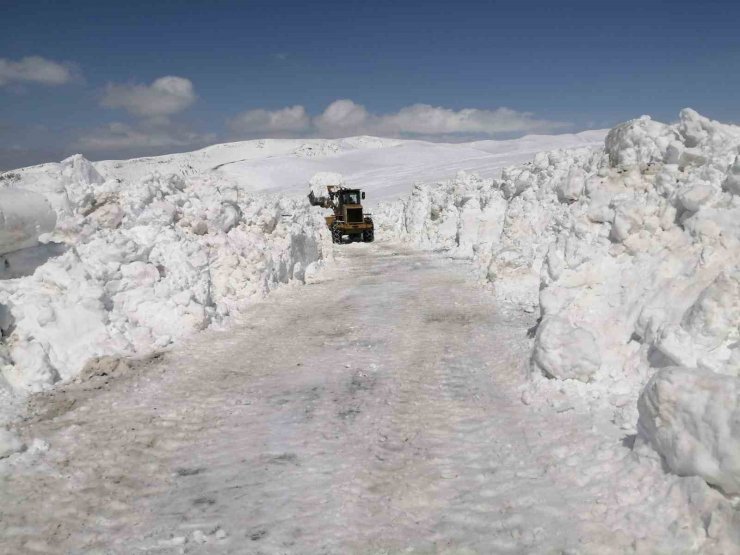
[2,246,733,553]
[376,109,740,500]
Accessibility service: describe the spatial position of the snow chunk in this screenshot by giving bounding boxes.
[60,154,105,188]
[638,367,740,494]
[677,108,740,152]
[532,316,601,382]
[722,155,740,195]
[677,182,715,213]
[556,167,586,202]
[308,172,344,198]
[605,115,677,168]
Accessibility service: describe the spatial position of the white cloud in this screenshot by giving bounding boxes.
[376,104,565,136]
[101,76,196,118]
[75,121,213,152]
[0,56,78,87]
[314,99,370,134]
[230,99,567,140]
[229,105,310,134]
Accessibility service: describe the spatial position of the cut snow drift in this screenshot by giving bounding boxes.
[377,109,740,493]
[0,155,331,405]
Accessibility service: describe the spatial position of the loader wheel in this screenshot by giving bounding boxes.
[331,225,343,244]
[363,229,374,243]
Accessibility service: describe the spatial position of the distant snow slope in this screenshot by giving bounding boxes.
[91,131,607,204]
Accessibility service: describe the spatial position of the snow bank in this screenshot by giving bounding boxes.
[0,155,331,398]
[377,109,740,491]
[375,152,598,309]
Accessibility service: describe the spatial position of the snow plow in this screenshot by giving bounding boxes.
[308,186,374,244]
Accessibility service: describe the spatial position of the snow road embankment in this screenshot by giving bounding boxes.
[0,155,331,417]
[0,130,604,424]
[376,109,740,494]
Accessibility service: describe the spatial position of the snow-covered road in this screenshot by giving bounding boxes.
[2,244,706,553]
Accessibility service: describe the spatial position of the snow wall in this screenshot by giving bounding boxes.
[0,155,331,399]
[376,109,740,495]
[0,189,56,255]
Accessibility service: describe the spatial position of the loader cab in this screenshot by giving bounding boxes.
[339,189,364,206]
[337,188,365,224]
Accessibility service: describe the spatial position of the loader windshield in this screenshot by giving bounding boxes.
[342,191,361,205]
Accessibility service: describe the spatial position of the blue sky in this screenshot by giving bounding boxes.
[1,0,738,168]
